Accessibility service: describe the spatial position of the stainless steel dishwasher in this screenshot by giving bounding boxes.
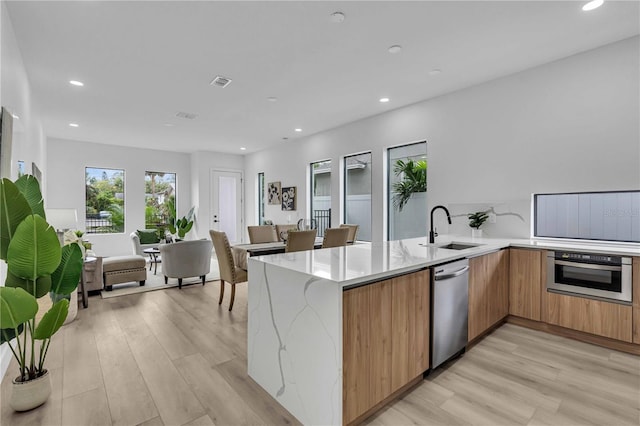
[431,258,469,369]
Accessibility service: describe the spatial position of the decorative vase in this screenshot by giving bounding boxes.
[10,370,51,412]
[471,229,483,238]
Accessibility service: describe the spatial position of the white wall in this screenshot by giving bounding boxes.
[47,138,192,256]
[0,1,48,381]
[244,36,640,242]
[0,1,47,182]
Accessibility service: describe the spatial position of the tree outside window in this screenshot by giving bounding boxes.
[85,167,125,233]
[145,171,176,233]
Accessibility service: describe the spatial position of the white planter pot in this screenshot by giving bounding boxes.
[471,229,483,238]
[10,370,51,412]
[63,291,78,325]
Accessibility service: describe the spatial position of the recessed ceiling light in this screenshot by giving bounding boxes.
[69,123,79,127]
[12,114,20,120]
[582,0,604,11]
[295,128,302,132]
[240,147,246,151]
[388,45,402,54]
[330,12,345,23]
[379,98,390,103]
[69,80,84,87]
[428,69,442,76]
[267,97,278,102]
[163,123,174,127]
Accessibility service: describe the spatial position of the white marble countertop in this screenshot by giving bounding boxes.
[249,236,640,287]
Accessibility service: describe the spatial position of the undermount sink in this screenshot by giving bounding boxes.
[439,242,482,250]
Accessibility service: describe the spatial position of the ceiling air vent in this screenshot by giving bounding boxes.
[175,111,198,120]
[210,75,232,88]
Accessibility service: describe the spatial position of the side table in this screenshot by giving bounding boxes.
[143,248,161,275]
[79,256,98,308]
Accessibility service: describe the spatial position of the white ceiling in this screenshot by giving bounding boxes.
[6,1,639,155]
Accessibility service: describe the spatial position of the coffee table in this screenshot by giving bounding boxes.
[143,247,161,275]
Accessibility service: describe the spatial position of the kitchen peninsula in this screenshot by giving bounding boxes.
[247,237,640,425]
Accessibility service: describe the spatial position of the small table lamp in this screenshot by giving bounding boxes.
[46,208,78,244]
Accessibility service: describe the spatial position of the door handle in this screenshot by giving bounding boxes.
[434,266,469,281]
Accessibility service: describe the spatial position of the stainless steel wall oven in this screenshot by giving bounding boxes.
[546,251,632,303]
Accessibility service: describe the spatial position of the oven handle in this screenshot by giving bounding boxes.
[554,260,622,272]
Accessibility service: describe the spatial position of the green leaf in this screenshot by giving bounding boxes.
[15,175,46,219]
[33,299,69,340]
[5,272,52,298]
[0,324,25,345]
[50,243,83,295]
[0,287,38,329]
[7,215,61,281]
[0,178,33,260]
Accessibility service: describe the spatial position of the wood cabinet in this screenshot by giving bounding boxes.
[468,249,509,342]
[509,248,545,321]
[633,257,640,344]
[545,291,633,342]
[343,269,430,425]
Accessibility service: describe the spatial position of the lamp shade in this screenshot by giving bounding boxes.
[46,208,78,230]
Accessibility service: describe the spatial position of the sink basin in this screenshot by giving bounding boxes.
[439,242,481,250]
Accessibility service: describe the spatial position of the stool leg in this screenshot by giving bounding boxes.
[178,278,183,289]
[140,280,145,286]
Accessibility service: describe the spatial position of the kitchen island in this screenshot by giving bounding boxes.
[247,236,640,425]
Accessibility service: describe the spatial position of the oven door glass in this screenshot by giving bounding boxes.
[554,263,622,293]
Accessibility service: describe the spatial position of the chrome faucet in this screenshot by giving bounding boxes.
[429,205,452,244]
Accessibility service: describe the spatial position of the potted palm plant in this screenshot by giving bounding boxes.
[468,211,489,237]
[168,206,195,240]
[391,159,427,212]
[0,175,83,411]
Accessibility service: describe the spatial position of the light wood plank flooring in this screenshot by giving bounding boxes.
[2,283,639,426]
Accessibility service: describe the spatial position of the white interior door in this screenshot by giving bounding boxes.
[211,170,243,244]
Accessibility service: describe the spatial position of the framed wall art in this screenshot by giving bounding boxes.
[268,181,281,205]
[281,186,296,211]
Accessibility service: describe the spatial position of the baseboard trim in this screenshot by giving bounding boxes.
[507,315,640,355]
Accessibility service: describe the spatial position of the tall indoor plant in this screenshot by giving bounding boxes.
[392,159,427,211]
[0,175,83,411]
[168,206,195,240]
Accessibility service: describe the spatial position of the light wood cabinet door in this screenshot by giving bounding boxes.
[633,257,640,344]
[390,270,430,392]
[509,248,544,321]
[546,291,632,342]
[468,249,510,341]
[343,269,430,424]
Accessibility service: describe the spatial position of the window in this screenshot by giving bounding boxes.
[85,167,125,234]
[387,142,427,240]
[258,172,265,225]
[145,171,176,232]
[344,152,371,241]
[310,160,331,237]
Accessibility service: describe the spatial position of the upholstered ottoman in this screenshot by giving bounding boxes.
[102,255,147,291]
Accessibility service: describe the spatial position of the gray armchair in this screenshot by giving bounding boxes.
[159,240,213,289]
[130,231,160,256]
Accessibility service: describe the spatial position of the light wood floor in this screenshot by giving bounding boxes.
[2,283,639,426]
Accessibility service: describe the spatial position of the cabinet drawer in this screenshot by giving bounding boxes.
[545,291,632,342]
